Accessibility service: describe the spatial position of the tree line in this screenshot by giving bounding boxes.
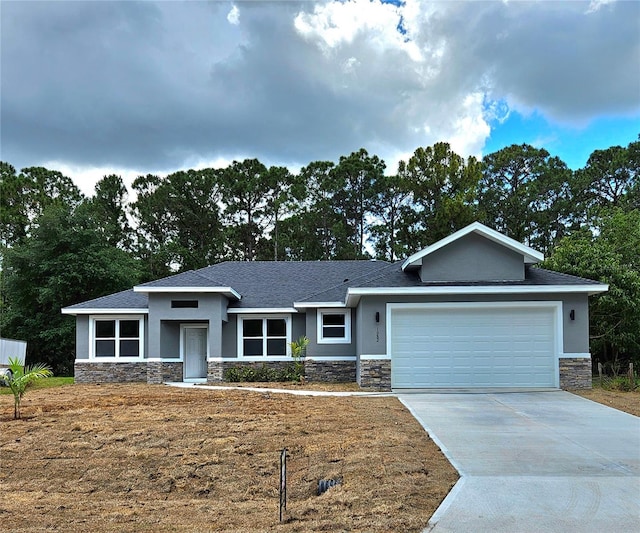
[1,139,638,374]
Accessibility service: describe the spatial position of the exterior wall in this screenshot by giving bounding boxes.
[560,294,590,354]
[559,358,592,390]
[305,308,357,357]
[358,359,391,391]
[221,315,237,357]
[357,293,590,356]
[148,293,226,359]
[206,358,355,383]
[146,361,184,384]
[159,321,181,358]
[207,360,294,382]
[75,316,90,359]
[291,313,306,342]
[74,362,148,383]
[304,359,356,382]
[420,233,525,282]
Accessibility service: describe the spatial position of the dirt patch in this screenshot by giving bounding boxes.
[572,388,640,417]
[0,384,457,532]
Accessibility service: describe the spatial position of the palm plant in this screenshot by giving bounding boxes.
[289,336,309,382]
[5,357,53,419]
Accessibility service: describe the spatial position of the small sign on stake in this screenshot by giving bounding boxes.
[279,447,287,523]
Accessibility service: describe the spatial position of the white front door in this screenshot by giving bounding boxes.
[184,326,208,380]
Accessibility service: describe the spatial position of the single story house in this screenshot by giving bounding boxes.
[62,222,608,390]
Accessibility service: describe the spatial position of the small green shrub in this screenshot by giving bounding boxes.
[603,376,639,392]
[223,364,300,383]
[593,374,639,391]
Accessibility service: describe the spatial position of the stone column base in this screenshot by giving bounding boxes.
[358,359,391,391]
[559,357,592,390]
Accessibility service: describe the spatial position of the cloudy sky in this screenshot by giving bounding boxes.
[2,0,639,195]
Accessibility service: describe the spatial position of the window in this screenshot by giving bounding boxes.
[239,317,289,357]
[171,300,199,308]
[318,310,351,344]
[92,317,143,358]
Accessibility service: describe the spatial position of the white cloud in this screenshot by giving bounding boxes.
[227,5,240,25]
[586,0,616,14]
[448,93,491,159]
[294,0,423,61]
[42,161,143,198]
[2,0,638,180]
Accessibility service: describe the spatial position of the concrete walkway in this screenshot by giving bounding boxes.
[165,381,393,397]
[400,391,640,533]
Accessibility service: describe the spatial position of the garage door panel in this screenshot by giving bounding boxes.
[391,305,557,388]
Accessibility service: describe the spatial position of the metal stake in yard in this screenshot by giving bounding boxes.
[279,447,287,523]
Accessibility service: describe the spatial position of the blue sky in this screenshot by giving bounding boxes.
[484,110,639,170]
[2,0,638,194]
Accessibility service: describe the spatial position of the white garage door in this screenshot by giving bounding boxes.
[391,304,558,388]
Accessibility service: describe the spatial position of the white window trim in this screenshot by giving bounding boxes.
[237,315,291,357]
[89,315,145,361]
[317,309,352,344]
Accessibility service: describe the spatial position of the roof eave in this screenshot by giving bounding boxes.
[61,308,149,316]
[345,283,609,306]
[293,301,347,309]
[133,285,241,301]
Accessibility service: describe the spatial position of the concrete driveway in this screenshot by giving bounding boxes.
[399,391,640,533]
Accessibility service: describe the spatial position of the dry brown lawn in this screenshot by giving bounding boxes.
[0,384,457,532]
[572,387,640,417]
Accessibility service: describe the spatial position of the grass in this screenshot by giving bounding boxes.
[0,383,457,532]
[0,376,74,394]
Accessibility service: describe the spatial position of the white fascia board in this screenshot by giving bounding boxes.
[346,284,609,305]
[293,301,347,309]
[227,307,298,314]
[133,285,241,300]
[401,222,544,271]
[61,308,149,315]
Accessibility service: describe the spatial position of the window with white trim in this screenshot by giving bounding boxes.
[239,317,290,356]
[91,317,143,358]
[317,310,351,344]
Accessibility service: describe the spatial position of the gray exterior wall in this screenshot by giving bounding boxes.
[420,233,525,282]
[559,294,590,353]
[291,313,306,342]
[356,293,590,356]
[305,308,356,357]
[221,315,237,357]
[147,293,227,359]
[159,321,181,358]
[75,315,90,359]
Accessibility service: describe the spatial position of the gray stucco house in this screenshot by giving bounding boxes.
[62,222,607,390]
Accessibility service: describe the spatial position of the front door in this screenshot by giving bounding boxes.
[184,326,208,380]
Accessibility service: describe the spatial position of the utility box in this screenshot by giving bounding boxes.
[0,337,27,383]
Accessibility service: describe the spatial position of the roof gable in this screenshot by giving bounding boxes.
[401,222,544,272]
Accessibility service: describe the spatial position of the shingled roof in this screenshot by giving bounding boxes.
[62,261,605,313]
[135,260,392,309]
[63,289,148,311]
